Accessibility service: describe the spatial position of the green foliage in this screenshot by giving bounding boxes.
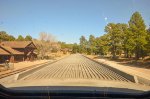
[9,35,16,41]
[85,11,148,60]
[58,41,78,54]
[96,34,110,55]
[17,35,24,41]
[80,36,88,53]
[105,23,126,58]
[95,12,148,59]
[88,35,97,54]
[0,31,34,42]
[0,31,15,41]
[58,42,66,49]
[72,43,80,53]
[25,35,32,41]
[58,42,73,49]
[145,27,150,55]
[128,12,147,59]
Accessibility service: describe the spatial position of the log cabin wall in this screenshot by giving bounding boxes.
[0,55,10,63]
[15,48,36,61]
[0,41,37,63]
[24,44,36,61]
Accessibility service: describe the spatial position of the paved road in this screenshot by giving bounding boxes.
[21,54,130,82]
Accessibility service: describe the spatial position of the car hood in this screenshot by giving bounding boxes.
[3,78,150,91]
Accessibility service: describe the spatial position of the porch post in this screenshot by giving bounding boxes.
[10,55,14,63]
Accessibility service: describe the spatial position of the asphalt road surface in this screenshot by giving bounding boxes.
[21,54,130,82]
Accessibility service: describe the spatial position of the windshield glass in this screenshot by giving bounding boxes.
[0,0,150,92]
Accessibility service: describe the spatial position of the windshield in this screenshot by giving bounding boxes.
[0,0,150,92]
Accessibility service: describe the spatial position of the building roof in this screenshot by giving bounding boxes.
[0,46,24,55]
[0,48,10,55]
[1,41,33,48]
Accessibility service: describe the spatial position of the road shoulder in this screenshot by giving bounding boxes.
[86,55,150,81]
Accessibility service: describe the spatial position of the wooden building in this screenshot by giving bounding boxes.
[0,41,37,63]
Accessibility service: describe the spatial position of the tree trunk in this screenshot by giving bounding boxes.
[112,46,116,59]
[135,45,140,60]
[126,50,129,58]
[124,49,129,58]
[135,50,139,60]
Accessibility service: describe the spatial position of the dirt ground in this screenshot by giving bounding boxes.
[0,60,51,75]
[86,55,150,80]
[0,53,70,75]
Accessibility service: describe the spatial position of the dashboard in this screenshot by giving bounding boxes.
[0,85,150,99]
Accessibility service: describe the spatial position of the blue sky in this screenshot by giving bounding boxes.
[0,0,150,43]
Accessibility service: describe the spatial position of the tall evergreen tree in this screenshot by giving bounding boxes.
[80,36,88,53]
[72,43,80,53]
[128,12,147,59]
[88,35,96,54]
[25,35,32,41]
[17,35,24,41]
[123,28,135,58]
[96,34,110,55]
[145,26,150,55]
[105,23,124,58]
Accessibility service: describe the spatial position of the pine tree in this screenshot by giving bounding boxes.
[79,36,88,53]
[25,35,32,41]
[17,35,24,41]
[88,35,96,54]
[105,23,125,59]
[128,12,147,59]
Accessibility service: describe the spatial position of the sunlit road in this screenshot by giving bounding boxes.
[21,54,130,82]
